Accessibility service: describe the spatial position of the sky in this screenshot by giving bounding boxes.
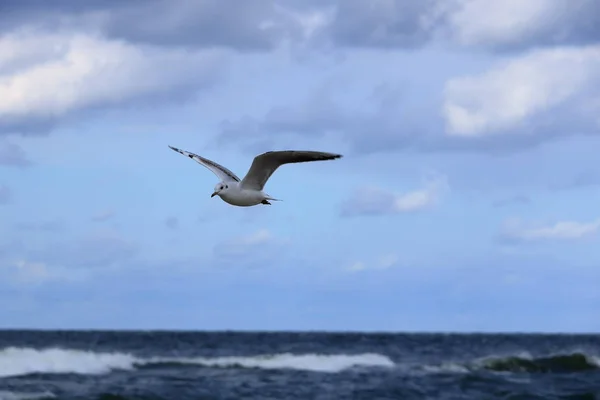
[1,0,599,333]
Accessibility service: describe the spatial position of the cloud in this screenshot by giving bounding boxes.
[5,259,52,285]
[326,0,600,51]
[15,219,66,232]
[340,174,448,217]
[0,30,226,136]
[0,231,136,286]
[213,228,289,267]
[443,45,600,137]
[500,217,600,242]
[492,194,531,208]
[0,0,308,51]
[2,0,599,56]
[444,0,600,51]
[322,0,441,49]
[296,0,600,52]
[29,232,139,269]
[216,81,432,156]
[549,171,600,191]
[101,0,306,50]
[217,77,574,157]
[214,228,273,257]
[165,216,179,230]
[0,141,31,167]
[347,253,399,272]
[0,257,90,286]
[91,210,115,223]
[0,185,11,204]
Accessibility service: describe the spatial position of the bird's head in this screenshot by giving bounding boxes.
[211,182,230,198]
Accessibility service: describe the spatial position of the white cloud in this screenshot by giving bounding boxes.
[213,229,288,262]
[234,229,273,247]
[501,217,600,241]
[348,261,366,272]
[443,45,600,137]
[3,259,82,285]
[340,174,448,217]
[12,259,51,284]
[0,30,226,132]
[347,253,400,272]
[446,0,566,48]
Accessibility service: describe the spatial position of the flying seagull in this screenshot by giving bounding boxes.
[168,145,343,207]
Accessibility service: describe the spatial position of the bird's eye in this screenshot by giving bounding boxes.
[225,185,228,189]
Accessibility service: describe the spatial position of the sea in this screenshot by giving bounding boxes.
[0,330,598,400]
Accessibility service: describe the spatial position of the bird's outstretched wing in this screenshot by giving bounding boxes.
[240,150,342,190]
[168,145,241,182]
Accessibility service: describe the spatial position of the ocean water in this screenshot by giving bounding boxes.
[0,331,598,400]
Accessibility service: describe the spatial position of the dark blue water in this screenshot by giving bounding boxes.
[0,331,598,399]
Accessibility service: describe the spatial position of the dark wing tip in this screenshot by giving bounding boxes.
[312,151,343,160]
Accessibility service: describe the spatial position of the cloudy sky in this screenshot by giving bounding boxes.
[1,0,599,332]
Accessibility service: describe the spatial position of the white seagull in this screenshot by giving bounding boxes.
[168,145,343,207]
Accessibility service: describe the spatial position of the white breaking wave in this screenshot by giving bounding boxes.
[0,347,395,378]
[0,347,136,378]
[0,391,55,400]
[159,353,396,373]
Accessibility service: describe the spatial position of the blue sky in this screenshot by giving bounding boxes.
[1,0,599,332]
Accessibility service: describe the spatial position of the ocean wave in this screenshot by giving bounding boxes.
[0,347,395,378]
[478,352,600,373]
[0,391,55,400]
[422,351,600,375]
[143,352,395,373]
[0,347,136,378]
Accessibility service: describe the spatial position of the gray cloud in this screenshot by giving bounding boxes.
[441,0,600,52]
[15,219,66,232]
[549,171,600,191]
[165,216,179,230]
[0,231,139,286]
[0,0,304,51]
[216,82,595,157]
[3,1,598,54]
[340,177,446,217]
[2,0,598,151]
[0,142,32,167]
[32,233,139,269]
[91,210,116,223]
[325,0,600,51]
[102,0,302,51]
[212,229,288,268]
[324,0,440,49]
[0,185,11,205]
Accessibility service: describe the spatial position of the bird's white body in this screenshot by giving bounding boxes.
[216,182,271,207]
[168,145,342,208]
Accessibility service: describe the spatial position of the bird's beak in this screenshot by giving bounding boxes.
[211,191,218,198]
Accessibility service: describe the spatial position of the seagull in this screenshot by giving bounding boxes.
[168,145,343,207]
